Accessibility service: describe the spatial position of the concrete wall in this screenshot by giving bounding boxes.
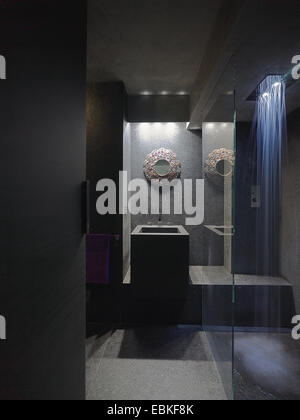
[130,123,205,265]
[127,122,234,267]
[202,123,235,268]
[127,95,190,123]
[280,108,300,313]
[234,123,258,275]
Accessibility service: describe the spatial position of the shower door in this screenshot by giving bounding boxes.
[199,70,236,400]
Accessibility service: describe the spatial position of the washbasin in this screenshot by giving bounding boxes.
[131,225,190,291]
[134,225,188,235]
[141,226,180,234]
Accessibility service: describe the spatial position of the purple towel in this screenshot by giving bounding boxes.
[86,234,111,284]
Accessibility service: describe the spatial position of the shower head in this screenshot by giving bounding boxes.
[247,74,285,101]
[246,66,300,102]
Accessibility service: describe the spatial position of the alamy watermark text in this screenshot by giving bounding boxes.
[292,55,300,80]
[0,316,6,340]
[96,172,205,226]
[0,55,6,80]
[292,316,300,340]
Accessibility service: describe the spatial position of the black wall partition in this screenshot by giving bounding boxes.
[86,82,126,324]
[0,1,87,400]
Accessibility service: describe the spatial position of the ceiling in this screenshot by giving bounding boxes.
[88,0,223,94]
[88,0,300,124]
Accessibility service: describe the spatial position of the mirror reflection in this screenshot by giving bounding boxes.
[154,159,171,177]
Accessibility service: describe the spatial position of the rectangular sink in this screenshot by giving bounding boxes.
[131,225,190,292]
[133,225,188,235]
[141,226,180,234]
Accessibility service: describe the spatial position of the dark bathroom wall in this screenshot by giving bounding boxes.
[86,83,127,327]
[234,122,258,274]
[87,82,125,235]
[87,82,126,287]
[129,123,204,265]
[280,108,300,313]
[127,95,190,123]
[0,1,86,400]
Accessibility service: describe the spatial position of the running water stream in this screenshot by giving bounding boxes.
[252,75,287,276]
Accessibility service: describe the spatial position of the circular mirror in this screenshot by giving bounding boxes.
[216,159,233,177]
[154,159,171,177]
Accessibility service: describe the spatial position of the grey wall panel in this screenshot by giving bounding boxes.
[202,123,235,267]
[130,122,205,265]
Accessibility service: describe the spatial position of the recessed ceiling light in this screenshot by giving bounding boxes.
[206,123,215,130]
[166,123,177,136]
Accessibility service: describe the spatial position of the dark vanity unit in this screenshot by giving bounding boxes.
[131,225,190,292]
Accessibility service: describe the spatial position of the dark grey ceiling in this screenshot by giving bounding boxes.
[88,0,300,124]
[189,0,300,124]
[88,0,223,94]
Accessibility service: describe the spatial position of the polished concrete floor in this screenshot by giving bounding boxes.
[86,325,227,400]
[234,331,300,400]
[86,325,300,400]
[207,330,300,400]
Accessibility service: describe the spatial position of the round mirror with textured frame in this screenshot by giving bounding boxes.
[205,148,235,178]
[144,148,181,182]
